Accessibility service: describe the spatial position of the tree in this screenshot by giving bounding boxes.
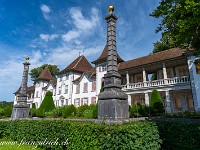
[150,90,164,115]
[150,0,200,55]
[36,91,55,117]
[29,64,59,83]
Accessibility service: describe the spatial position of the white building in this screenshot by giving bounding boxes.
[14,45,200,113]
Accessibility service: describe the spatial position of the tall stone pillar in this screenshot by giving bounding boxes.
[11,57,30,119]
[98,6,128,121]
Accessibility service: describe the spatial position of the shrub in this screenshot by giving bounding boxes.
[63,105,77,118]
[3,106,12,117]
[88,104,98,118]
[30,103,36,117]
[150,90,164,115]
[0,108,4,118]
[77,105,89,117]
[36,91,55,117]
[130,103,142,118]
[0,120,161,150]
[83,109,93,119]
[154,120,200,150]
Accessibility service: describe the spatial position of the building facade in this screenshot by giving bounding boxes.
[14,45,200,113]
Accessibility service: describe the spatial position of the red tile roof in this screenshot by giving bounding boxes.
[36,67,55,81]
[14,85,35,94]
[59,55,93,74]
[92,44,124,64]
[118,48,185,70]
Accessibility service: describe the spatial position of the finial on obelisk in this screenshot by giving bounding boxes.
[25,56,29,62]
[108,6,114,14]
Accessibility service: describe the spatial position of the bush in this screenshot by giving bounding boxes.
[36,91,55,117]
[83,109,93,119]
[0,120,161,150]
[63,105,77,118]
[88,104,98,119]
[154,120,200,150]
[129,104,150,117]
[30,103,36,117]
[150,90,164,115]
[3,106,12,117]
[77,105,89,117]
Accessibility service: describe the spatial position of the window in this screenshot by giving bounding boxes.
[66,74,69,80]
[65,99,68,106]
[92,81,96,91]
[102,64,107,72]
[83,98,88,105]
[91,97,96,104]
[59,77,62,82]
[99,66,102,72]
[65,85,68,94]
[61,100,64,106]
[76,84,80,94]
[83,82,88,93]
[75,98,80,107]
[58,87,61,95]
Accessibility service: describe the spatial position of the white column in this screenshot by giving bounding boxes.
[143,68,146,82]
[163,63,168,79]
[128,94,132,106]
[144,93,149,106]
[126,71,130,84]
[165,90,172,113]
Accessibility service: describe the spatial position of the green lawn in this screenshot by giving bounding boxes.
[0,138,43,150]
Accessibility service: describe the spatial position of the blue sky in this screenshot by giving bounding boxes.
[0,0,161,102]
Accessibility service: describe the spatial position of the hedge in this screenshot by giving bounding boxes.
[0,120,161,150]
[154,120,200,150]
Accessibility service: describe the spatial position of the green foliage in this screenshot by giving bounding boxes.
[129,103,149,118]
[153,41,171,53]
[150,0,200,55]
[88,104,98,119]
[29,64,59,82]
[83,109,93,119]
[0,101,13,108]
[77,105,89,117]
[154,120,200,150]
[30,103,36,117]
[3,106,12,117]
[0,120,161,150]
[37,91,55,117]
[63,105,77,118]
[150,90,164,115]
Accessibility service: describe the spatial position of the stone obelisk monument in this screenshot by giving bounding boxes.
[98,6,129,121]
[11,57,30,119]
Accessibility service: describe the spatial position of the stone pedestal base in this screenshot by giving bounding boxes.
[98,99,129,120]
[11,103,30,119]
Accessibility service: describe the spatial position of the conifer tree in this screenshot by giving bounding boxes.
[150,90,164,115]
[37,91,55,117]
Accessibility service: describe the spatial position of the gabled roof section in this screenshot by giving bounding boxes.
[36,67,55,81]
[14,85,35,94]
[59,55,93,75]
[118,48,186,70]
[73,67,96,84]
[92,44,124,64]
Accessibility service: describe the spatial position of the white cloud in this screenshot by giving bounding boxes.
[39,34,59,42]
[40,4,51,14]
[62,30,80,42]
[40,4,51,20]
[62,7,101,42]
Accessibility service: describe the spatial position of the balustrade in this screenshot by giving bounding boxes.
[122,76,190,90]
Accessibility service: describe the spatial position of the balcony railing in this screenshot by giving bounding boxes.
[122,76,190,90]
